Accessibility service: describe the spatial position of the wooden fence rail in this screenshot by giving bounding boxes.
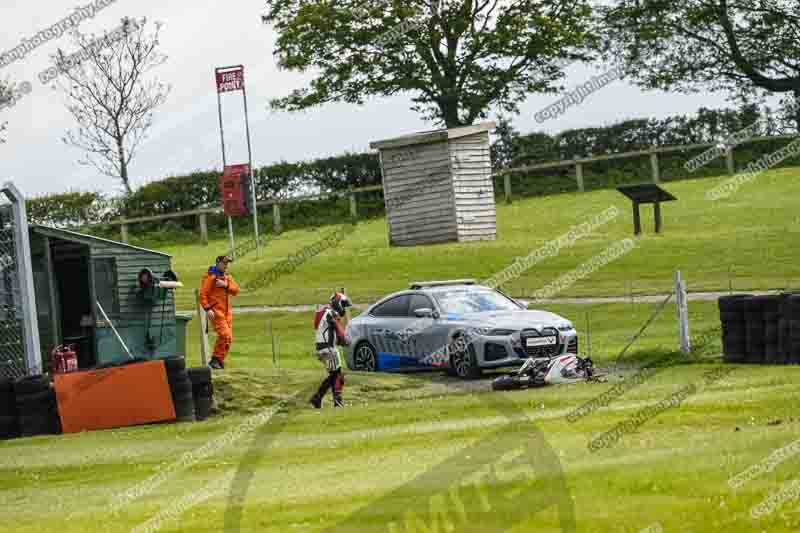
[494,133,799,204]
[89,133,798,243]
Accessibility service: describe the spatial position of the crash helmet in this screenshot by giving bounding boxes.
[330,291,351,317]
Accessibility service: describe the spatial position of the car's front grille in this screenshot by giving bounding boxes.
[520,327,561,358]
[484,343,509,362]
[568,337,578,353]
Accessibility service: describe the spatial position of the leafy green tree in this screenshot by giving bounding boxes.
[262,0,597,128]
[603,0,800,130]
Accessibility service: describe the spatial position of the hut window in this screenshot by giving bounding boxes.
[94,258,120,315]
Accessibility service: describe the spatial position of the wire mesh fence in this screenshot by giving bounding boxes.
[0,203,28,380]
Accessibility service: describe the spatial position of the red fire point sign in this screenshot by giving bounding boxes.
[216,67,244,93]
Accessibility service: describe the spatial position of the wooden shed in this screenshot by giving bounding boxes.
[370,122,497,246]
[27,226,190,369]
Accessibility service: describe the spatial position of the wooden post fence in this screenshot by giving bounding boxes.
[273,203,282,234]
[650,148,660,184]
[575,160,584,192]
[198,213,209,245]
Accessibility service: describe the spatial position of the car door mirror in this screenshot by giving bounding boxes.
[414,307,438,319]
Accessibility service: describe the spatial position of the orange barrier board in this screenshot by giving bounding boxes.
[54,360,176,434]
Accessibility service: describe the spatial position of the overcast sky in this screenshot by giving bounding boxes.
[1,0,737,198]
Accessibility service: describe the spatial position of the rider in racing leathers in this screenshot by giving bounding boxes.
[310,291,352,408]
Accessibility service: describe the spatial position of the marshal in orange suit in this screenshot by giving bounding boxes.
[200,255,240,369]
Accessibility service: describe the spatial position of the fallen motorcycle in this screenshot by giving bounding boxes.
[492,353,595,391]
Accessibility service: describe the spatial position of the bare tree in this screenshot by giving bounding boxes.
[0,80,12,145]
[54,17,169,194]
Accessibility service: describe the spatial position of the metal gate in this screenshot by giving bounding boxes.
[0,183,41,379]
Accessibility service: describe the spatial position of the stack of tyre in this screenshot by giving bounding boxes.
[781,294,800,364]
[720,294,800,364]
[0,377,20,439]
[164,357,195,422]
[188,368,213,421]
[13,375,61,437]
[719,295,749,363]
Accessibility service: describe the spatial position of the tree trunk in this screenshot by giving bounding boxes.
[794,88,800,134]
[441,98,463,129]
[117,138,132,195]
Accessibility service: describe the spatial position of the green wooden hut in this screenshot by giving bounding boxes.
[28,226,192,369]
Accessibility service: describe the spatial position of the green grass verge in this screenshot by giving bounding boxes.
[129,166,800,310]
[5,301,800,531]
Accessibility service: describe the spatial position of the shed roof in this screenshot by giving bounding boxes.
[31,225,172,258]
[370,122,496,151]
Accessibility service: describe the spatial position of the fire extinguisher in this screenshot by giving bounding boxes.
[50,345,79,375]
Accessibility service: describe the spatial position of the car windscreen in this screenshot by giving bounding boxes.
[433,289,521,314]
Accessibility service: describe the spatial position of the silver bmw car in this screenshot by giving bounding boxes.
[345,280,578,379]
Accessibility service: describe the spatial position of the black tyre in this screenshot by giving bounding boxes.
[492,375,521,391]
[352,342,378,372]
[760,295,782,313]
[169,379,193,397]
[779,319,791,357]
[193,382,213,398]
[745,311,765,325]
[19,409,60,437]
[0,377,15,417]
[0,415,19,439]
[187,367,212,384]
[172,392,196,422]
[194,396,212,421]
[723,349,747,364]
[745,343,765,364]
[16,390,57,413]
[164,356,187,374]
[744,296,766,313]
[764,344,782,364]
[720,311,745,323]
[784,295,800,318]
[13,375,50,396]
[765,323,779,341]
[450,336,481,380]
[719,295,751,312]
[19,414,49,437]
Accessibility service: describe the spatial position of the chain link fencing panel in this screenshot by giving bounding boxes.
[0,203,29,379]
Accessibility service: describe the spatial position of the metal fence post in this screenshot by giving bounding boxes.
[503,174,512,204]
[575,160,584,192]
[2,183,42,376]
[120,223,130,244]
[675,271,691,354]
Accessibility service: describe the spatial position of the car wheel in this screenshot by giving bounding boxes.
[450,335,481,380]
[353,342,377,372]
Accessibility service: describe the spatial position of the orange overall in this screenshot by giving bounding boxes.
[199,268,240,362]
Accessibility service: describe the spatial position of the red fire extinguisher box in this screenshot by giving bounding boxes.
[219,164,251,217]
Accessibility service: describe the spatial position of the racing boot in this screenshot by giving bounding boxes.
[310,394,322,409]
[333,393,344,408]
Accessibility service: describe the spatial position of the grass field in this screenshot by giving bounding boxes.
[3,168,799,532]
[3,299,800,532]
[131,166,800,310]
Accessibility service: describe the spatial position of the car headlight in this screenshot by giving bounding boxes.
[487,328,515,336]
[557,323,573,332]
